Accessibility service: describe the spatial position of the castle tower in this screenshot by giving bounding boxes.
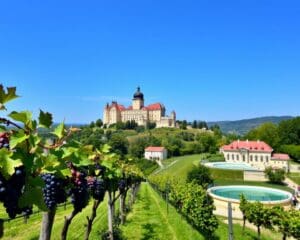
[132,86,144,110]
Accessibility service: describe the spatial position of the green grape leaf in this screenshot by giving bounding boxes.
[101,144,111,153]
[19,184,48,211]
[0,148,22,179]
[0,85,19,108]
[52,122,65,139]
[38,110,53,128]
[9,130,30,149]
[61,147,78,159]
[8,111,32,125]
[60,168,72,177]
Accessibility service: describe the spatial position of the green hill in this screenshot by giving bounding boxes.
[208,116,293,135]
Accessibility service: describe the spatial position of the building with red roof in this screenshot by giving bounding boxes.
[220,140,290,171]
[144,146,167,160]
[103,87,176,128]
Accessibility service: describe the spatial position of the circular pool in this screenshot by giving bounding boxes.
[208,185,292,203]
[204,161,257,171]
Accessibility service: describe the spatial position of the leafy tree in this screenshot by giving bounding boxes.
[186,164,213,189]
[280,144,300,161]
[278,117,300,145]
[245,122,280,150]
[264,167,285,184]
[89,121,95,128]
[197,121,208,129]
[192,120,197,129]
[95,119,103,128]
[108,133,129,157]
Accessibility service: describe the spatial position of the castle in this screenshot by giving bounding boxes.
[103,87,176,128]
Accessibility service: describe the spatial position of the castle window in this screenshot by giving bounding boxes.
[250,155,253,161]
[266,156,269,162]
[255,155,258,161]
[232,154,234,160]
[260,156,263,162]
[237,155,239,161]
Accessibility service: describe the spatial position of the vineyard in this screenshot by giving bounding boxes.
[0,85,142,240]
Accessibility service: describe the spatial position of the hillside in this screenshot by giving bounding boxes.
[208,116,294,135]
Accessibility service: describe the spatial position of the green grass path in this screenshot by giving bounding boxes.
[121,182,204,240]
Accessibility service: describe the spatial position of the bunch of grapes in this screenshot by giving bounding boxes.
[68,163,89,212]
[87,176,106,201]
[41,173,67,210]
[94,163,106,177]
[0,166,32,219]
[0,132,9,149]
[118,179,126,194]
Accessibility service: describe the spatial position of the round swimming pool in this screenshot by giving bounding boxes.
[204,161,257,171]
[208,185,292,203]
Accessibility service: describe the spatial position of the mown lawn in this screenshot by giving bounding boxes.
[158,154,202,179]
[121,183,280,240]
[288,172,300,185]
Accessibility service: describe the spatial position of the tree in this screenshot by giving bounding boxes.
[95,119,103,128]
[264,167,285,184]
[278,117,300,145]
[108,133,129,157]
[89,121,95,128]
[245,122,280,150]
[192,120,197,129]
[186,164,213,189]
[197,121,208,129]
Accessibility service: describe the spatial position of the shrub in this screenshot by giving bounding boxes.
[264,167,285,184]
[186,164,213,189]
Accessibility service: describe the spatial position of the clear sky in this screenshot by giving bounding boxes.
[0,0,299,123]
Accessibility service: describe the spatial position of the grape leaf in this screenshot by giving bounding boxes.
[38,110,53,128]
[52,122,65,139]
[19,184,48,211]
[10,130,30,149]
[0,148,22,179]
[8,111,32,125]
[0,85,19,108]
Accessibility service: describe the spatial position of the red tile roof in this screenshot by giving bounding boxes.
[145,146,166,152]
[221,140,273,152]
[146,103,163,111]
[271,153,290,161]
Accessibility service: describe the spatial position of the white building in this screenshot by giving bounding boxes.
[144,146,167,161]
[220,140,290,171]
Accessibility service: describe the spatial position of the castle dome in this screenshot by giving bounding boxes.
[133,87,144,100]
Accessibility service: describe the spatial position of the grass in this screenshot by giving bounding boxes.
[158,154,203,180]
[210,168,243,181]
[121,183,280,240]
[288,172,300,185]
[214,179,293,193]
[0,197,109,240]
[155,154,293,192]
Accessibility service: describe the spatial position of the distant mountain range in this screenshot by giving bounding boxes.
[207,116,294,135]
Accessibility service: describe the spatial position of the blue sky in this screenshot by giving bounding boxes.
[0,0,299,123]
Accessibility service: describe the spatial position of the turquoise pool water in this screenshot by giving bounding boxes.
[205,162,257,171]
[210,186,291,202]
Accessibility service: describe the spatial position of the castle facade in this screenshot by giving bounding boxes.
[103,87,176,128]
